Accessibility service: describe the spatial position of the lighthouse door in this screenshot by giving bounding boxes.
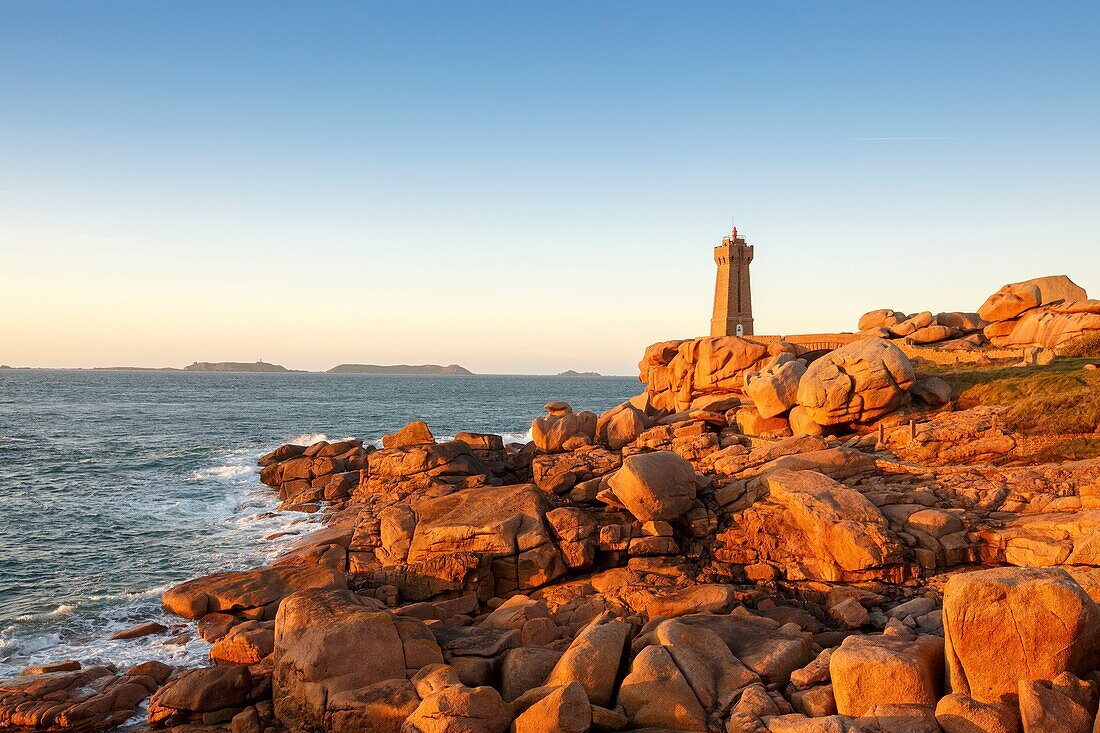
[736,323,744,337]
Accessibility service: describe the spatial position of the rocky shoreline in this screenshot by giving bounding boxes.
[3,276,1100,733]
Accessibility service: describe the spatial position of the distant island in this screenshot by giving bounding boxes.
[183,361,299,373]
[327,363,473,375]
[556,369,602,377]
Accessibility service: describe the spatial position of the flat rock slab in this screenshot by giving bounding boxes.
[162,565,346,619]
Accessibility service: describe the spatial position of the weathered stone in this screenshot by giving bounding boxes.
[859,309,905,331]
[148,666,252,726]
[209,620,274,665]
[935,693,1018,733]
[596,403,647,450]
[646,619,760,718]
[511,681,590,733]
[0,664,167,733]
[606,451,697,522]
[272,589,441,730]
[943,567,1100,704]
[829,632,944,717]
[911,377,952,406]
[617,645,707,731]
[979,282,1042,322]
[162,565,346,620]
[382,420,435,448]
[745,359,806,419]
[368,441,489,479]
[652,610,812,686]
[531,403,597,453]
[500,647,563,703]
[762,470,899,580]
[543,616,631,708]
[1018,677,1092,733]
[403,664,512,733]
[795,339,915,426]
[405,484,566,594]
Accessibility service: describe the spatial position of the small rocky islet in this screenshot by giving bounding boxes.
[4,276,1100,733]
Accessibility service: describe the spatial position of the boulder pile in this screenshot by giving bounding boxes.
[4,275,1100,733]
[638,335,929,439]
[856,274,1099,351]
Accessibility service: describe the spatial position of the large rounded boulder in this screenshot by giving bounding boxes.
[607,450,697,522]
[795,338,915,427]
[943,567,1100,705]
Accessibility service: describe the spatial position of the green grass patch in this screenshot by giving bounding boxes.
[919,358,1100,435]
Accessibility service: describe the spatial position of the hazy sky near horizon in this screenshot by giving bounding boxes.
[2,2,1098,374]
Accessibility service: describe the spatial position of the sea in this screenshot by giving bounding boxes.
[0,369,637,678]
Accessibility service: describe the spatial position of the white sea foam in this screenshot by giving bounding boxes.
[189,464,254,480]
[499,430,533,445]
[289,432,328,446]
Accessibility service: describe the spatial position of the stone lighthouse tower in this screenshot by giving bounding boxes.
[710,226,754,337]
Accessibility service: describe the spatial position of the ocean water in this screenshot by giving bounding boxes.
[0,369,637,678]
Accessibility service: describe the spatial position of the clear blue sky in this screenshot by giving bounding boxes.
[2,2,1098,373]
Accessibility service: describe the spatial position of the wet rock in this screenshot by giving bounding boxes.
[110,621,168,640]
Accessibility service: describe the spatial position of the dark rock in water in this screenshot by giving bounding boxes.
[110,621,168,640]
[19,660,81,675]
